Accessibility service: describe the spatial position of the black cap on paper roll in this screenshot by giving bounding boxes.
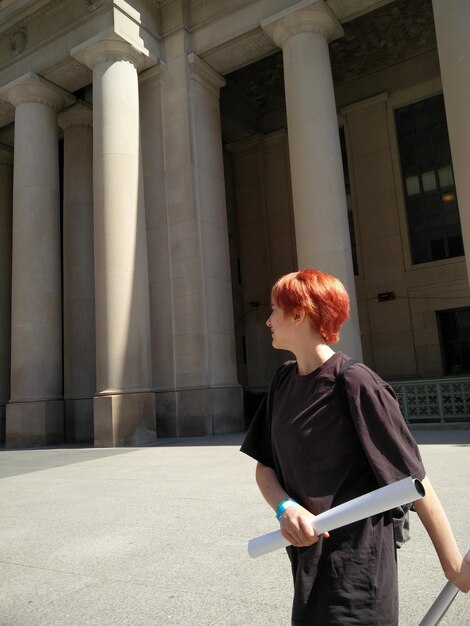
[413,479,426,498]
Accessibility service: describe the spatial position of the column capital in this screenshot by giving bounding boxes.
[261,0,343,48]
[0,72,75,111]
[187,53,226,97]
[71,35,148,72]
[58,101,93,130]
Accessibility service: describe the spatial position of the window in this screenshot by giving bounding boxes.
[395,95,463,264]
[339,126,358,275]
[437,308,470,374]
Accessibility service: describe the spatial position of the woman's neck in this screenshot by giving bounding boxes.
[294,343,335,376]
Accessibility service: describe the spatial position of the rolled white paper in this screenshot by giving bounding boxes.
[248,476,425,558]
[418,549,470,626]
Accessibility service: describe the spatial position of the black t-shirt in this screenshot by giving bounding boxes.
[241,352,426,626]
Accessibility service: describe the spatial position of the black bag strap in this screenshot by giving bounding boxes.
[335,359,358,414]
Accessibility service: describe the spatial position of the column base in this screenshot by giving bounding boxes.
[94,392,156,447]
[6,400,64,448]
[65,398,94,444]
[155,385,244,438]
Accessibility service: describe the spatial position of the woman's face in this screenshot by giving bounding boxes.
[266,301,295,350]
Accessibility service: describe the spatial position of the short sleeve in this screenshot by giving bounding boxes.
[344,364,426,486]
[240,391,275,468]
[240,363,292,468]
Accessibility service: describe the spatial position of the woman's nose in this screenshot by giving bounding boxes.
[266,316,271,327]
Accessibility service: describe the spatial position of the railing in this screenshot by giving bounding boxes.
[390,376,470,423]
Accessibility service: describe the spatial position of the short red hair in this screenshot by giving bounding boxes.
[271,269,350,344]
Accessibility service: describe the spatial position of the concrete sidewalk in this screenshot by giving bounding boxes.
[0,430,469,626]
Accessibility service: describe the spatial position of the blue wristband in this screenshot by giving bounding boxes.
[276,498,298,520]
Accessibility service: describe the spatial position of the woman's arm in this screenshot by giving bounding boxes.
[413,475,470,592]
[255,462,289,510]
[255,462,326,547]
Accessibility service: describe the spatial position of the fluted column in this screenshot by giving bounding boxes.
[0,145,13,446]
[262,0,362,359]
[58,102,95,443]
[432,0,470,283]
[72,38,155,446]
[0,73,74,447]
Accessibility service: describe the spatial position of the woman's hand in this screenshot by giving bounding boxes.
[254,462,329,548]
[279,504,329,547]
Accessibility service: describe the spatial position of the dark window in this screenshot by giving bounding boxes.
[395,95,463,264]
[437,308,470,374]
[339,126,359,275]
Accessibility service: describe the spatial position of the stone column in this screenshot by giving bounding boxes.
[158,41,243,436]
[0,145,13,446]
[58,102,95,443]
[138,65,175,420]
[0,73,74,447]
[262,0,362,359]
[72,39,156,446]
[432,0,470,282]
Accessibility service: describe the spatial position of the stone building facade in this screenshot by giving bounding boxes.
[0,0,468,448]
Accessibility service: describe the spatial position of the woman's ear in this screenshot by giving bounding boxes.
[293,309,306,324]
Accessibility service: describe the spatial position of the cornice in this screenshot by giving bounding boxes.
[138,61,165,85]
[0,0,62,63]
[187,52,225,96]
[0,0,62,36]
[149,0,171,7]
[340,92,388,116]
[85,0,106,10]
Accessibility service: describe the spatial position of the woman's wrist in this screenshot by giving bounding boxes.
[275,498,299,520]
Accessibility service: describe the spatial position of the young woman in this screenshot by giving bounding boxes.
[241,269,469,626]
